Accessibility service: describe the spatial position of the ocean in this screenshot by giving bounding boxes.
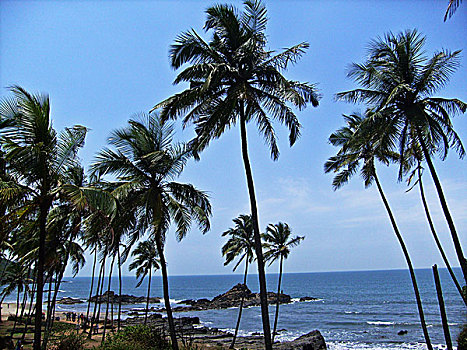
[6,268,465,349]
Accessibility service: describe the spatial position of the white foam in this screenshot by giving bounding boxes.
[328,342,454,350]
[367,321,395,326]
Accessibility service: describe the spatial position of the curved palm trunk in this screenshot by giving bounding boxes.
[417,166,467,307]
[374,173,433,350]
[117,248,122,332]
[230,261,249,349]
[145,268,152,325]
[102,255,115,344]
[155,235,179,350]
[272,255,283,343]
[239,110,272,350]
[86,247,98,320]
[417,129,467,285]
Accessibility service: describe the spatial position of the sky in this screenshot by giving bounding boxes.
[1,0,466,277]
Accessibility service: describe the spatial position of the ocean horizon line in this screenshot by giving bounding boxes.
[66,266,461,279]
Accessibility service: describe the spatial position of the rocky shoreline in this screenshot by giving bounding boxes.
[123,313,326,349]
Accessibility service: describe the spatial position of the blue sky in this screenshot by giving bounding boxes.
[1,0,466,277]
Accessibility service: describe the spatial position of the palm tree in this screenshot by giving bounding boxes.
[221,214,255,349]
[154,2,319,347]
[0,86,87,350]
[325,112,433,350]
[90,112,211,350]
[129,239,160,325]
[262,222,303,342]
[336,29,467,285]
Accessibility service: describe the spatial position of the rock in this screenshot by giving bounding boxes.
[57,297,84,304]
[398,330,408,335]
[278,330,327,350]
[300,296,319,302]
[89,291,161,304]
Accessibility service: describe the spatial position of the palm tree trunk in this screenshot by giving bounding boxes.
[417,166,467,306]
[43,270,64,350]
[45,275,53,334]
[417,129,467,285]
[239,107,272,350]
[0,294,7,324]
[272,255,283,343]
[374,173,433,350]
[117,248,122,332]
[230,261,249,349]
[22,279,36,340]
[96,255,106,333]
[86,247,97,321]
[145,268,152,325]
[155,235,179,350]
[102,255,115,344]
[34,198,51,350]
[11,286,21,336]
[88,258,105,339]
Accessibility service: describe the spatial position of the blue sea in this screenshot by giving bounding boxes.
[8,269,465,349]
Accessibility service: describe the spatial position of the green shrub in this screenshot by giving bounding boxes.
[458,324,467,350]
[49,332,86,350]
[99,325,171,350]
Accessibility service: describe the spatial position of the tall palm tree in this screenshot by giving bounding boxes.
[221,214,255,349]
[154,2,319,347]
[262,222,304,342]
[325,112,433,349]
[0,86,87,350]
[336,29,467,285]
[129,239,160,325]
[91,112,211,350]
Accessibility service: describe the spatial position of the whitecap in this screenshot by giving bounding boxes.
[367,321,395,326]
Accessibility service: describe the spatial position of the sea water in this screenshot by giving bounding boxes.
[6,269,465,349]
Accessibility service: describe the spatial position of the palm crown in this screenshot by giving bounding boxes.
[129,239,160,288]
[222,214,255,271]
[154,0,319,160]
[262,222,304,263]
[90,112,211,243]
[336,30,465,170]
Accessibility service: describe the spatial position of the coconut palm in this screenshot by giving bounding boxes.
[336,29,467,285]
[262,222,304,342]
[129,239,160,325]
[90,112,211,350]
[154,2,319,346]
[325,112,433,349]
[221,214,255,349]
[0,86,87,350]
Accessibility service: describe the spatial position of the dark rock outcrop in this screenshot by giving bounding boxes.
[172,284,291,312]
[277,330,327,350]
[89,291,161,304]
[299,296,319,302]
[57,297,84,304]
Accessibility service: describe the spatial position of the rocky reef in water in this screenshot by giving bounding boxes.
[169,283,295,312]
